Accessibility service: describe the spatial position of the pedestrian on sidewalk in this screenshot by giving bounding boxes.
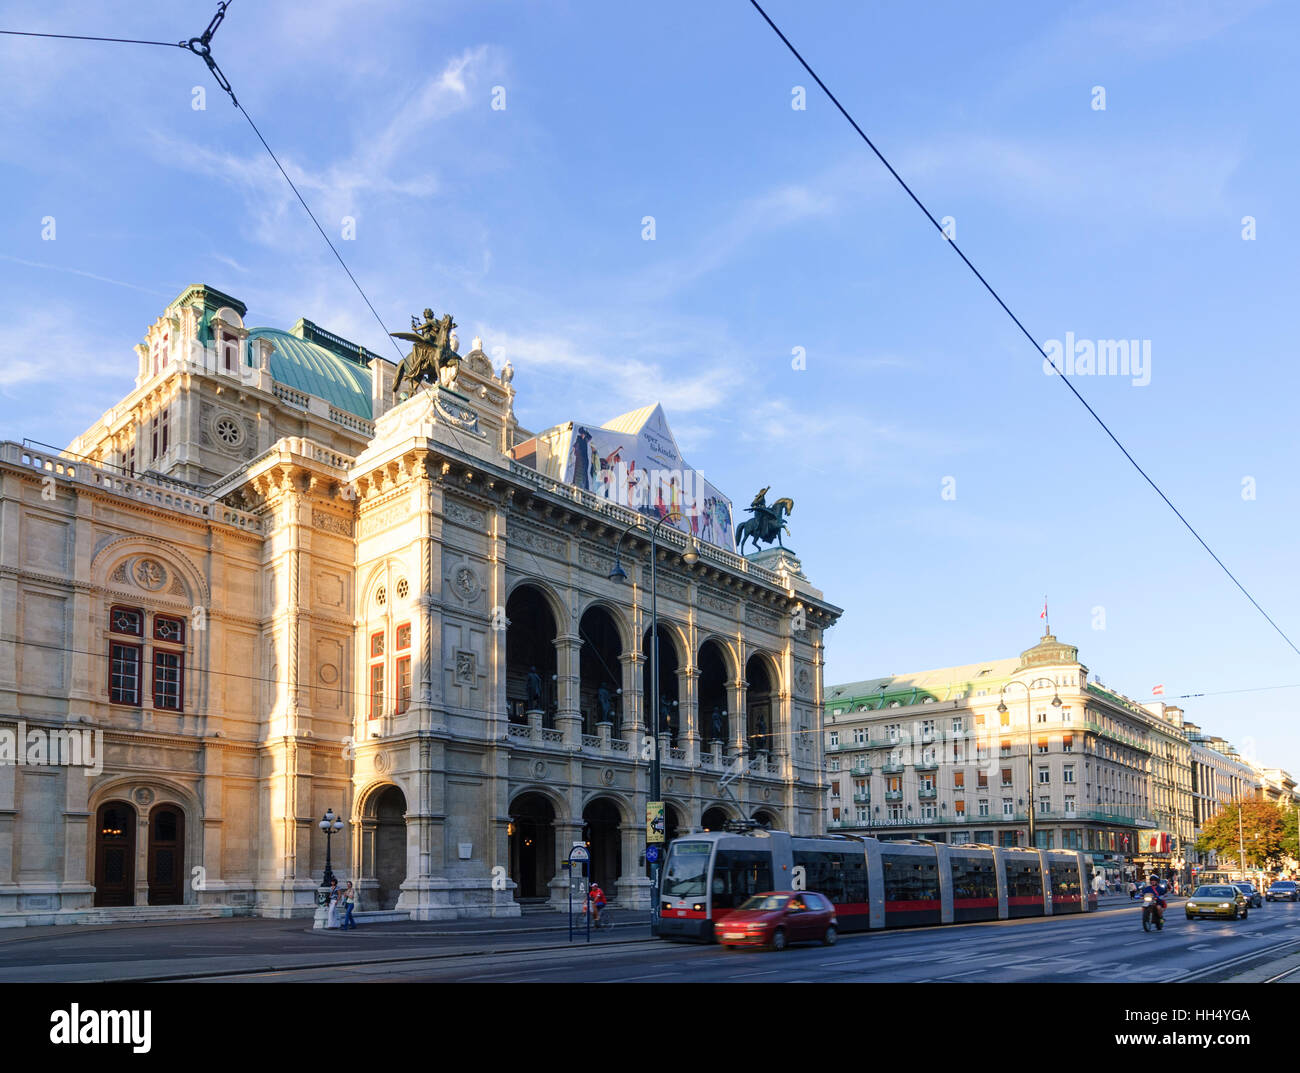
[343,881,358,930]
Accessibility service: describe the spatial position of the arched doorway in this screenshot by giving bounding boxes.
[93,801,136,907]
[506,584,559,726]
[698,640,730,745]
[579,606,623,735]
[374,785,407,910]
[582,797,622,891]
[509,792,556,902]
[147,804,185,905]
[701,806,730,832]
[664,804,682,846]
[643,624,681,744]
[746,654,776,754]
[752,810,778,831]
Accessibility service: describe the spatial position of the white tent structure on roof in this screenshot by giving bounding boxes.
[512,402,737,551]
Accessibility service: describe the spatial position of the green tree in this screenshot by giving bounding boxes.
[1195,798,1287,869]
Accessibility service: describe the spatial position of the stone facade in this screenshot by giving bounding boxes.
[0,284,840,925]
[824,633,1195,879]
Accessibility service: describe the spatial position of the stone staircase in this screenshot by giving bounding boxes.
[1,904,250,928]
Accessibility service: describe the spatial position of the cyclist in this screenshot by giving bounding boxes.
[588,881,607,926]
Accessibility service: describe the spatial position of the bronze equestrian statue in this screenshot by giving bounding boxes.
[736,486,794,554]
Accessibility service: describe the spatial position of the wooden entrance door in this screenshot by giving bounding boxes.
[147,805,184,905]
[93,802,136,907]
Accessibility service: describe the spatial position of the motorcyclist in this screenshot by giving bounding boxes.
[1139,874,1167,927]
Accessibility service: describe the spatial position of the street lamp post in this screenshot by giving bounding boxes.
[609,511,698,926]
[319,807,344,888]
[997,678,1062,850]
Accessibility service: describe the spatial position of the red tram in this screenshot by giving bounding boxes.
[654,827,1096,941]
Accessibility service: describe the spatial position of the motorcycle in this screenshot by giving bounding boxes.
[1141,892,1164,932]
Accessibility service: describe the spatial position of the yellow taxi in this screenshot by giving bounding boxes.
[1185,884,1250,921]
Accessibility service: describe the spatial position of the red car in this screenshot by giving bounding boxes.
[716,891,838,950]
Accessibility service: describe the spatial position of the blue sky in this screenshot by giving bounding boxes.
[2,1,1298,775]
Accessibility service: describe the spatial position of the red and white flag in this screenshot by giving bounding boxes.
[1152,684,1165,696]
[1040,599,1047,620]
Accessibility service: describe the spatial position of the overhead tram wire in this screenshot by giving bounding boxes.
[0,30,186,48]
[746,0,1300,661]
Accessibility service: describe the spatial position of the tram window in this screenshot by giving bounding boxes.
[882,855,938,902]
[711,850,774,909]
[1049,863,1080,899]
[793,850,868,904]
[950,856,997,900]
[1006,863,1043,899]
[662,841,711,898]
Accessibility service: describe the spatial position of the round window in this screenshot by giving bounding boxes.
[215,416,243,447]
[396,578,409,600]
[375,585,387,608]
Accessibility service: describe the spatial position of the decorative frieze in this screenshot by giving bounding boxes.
[312,509,354,537]
[444,495,487,530]
[514,526,567,560]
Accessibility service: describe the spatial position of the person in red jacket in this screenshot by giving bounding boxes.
[588,882,606,926]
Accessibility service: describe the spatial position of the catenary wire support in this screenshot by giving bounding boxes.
[182,2,237,106]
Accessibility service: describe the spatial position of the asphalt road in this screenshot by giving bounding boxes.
[5,898,1299,983]
[190,899,1300,983]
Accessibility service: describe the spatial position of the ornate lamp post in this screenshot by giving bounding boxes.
[997,678,1061,849]
[319,807,344,887]
[609,510,698,924]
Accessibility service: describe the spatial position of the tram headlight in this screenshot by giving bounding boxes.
[693,903,704,912]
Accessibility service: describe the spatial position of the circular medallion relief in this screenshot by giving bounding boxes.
[453,566,480,601]
[663,776,674,792]
[531,760,548,780]
[319,664,339,685]
[133,558,166,591]
[133,787,155,806]
[373,752,391,774]
[763,788,772,802]
[796,666,812,695]
[600,767,616,786]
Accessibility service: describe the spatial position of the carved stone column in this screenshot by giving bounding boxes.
[679,664,700,765]
[554,634,582,745]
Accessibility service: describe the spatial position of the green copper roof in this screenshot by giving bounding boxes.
[248,327,372,420]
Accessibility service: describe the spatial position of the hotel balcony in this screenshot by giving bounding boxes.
[884,790,903,801]
[918,787,938,800]
[881,762,905,774]
[853,792,870,803]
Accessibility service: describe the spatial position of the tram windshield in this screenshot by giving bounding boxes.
[663,841,711,897]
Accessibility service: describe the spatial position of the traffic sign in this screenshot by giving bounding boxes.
[646,845,661,864]
[569,845,590,863]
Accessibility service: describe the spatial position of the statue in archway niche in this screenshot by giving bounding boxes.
[525,666,543,711]
[710,706,726,742]
[596,682,616,724]
[659,696,677,739]
[736,486,794,554]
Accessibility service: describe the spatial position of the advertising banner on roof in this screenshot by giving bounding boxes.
[536,405,736,551]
